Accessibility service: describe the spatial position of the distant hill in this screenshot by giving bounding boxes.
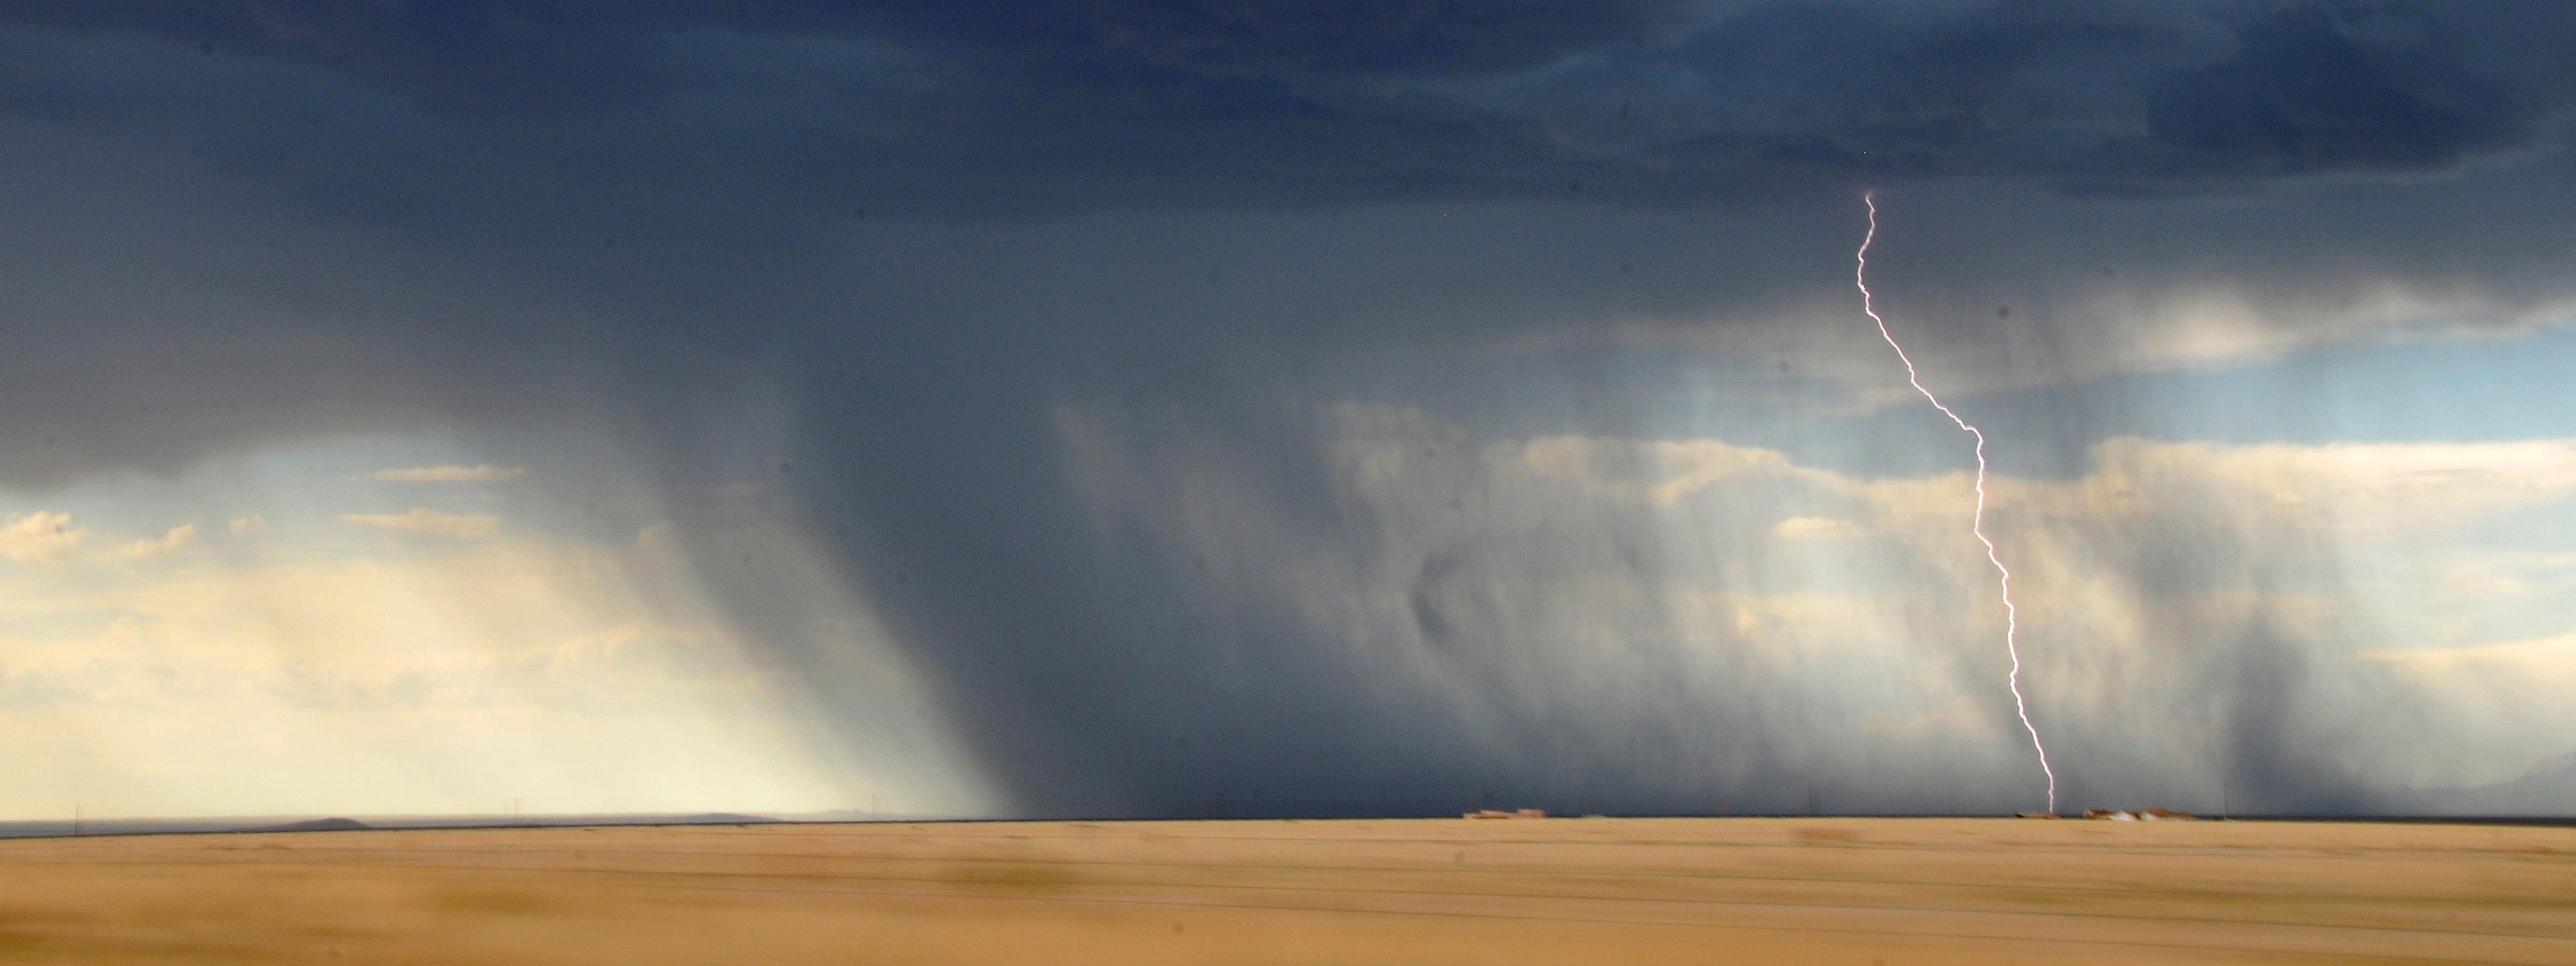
[673,813,779,825]
[255,817,372,833]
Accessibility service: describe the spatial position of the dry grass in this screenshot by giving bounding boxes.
[1,817,2571,964]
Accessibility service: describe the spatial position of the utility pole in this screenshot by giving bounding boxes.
[71,804,81,837]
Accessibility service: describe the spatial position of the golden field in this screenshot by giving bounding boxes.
[1,817,2571,964]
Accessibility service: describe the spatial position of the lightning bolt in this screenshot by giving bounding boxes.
[1855,192,2058,814]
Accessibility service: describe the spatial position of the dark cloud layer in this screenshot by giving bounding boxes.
[8,0,2572,221]
[4,1,2573,817]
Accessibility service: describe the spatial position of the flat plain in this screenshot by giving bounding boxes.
[1,817,2571,964]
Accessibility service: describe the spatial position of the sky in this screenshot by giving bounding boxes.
[4,1,2576,820]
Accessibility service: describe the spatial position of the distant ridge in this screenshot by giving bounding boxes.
[676,813,778,824]
[256,817,372,833]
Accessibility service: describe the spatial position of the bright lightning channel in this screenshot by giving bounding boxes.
[1855,191,2058,814]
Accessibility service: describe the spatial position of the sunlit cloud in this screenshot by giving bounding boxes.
[0,512,86,565]
[109,524,197,561]
[2360,632,2576,677]
[1504,434,1804,506]
[0,436,1006,820]
[1,530,881,816]
[340,508,503,540]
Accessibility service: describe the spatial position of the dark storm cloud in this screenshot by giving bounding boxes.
[2137,6,2541,178]
[5,0,2571,220]
[4,1,2572,818]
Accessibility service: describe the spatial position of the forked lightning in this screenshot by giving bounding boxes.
[1855,192,2058,813]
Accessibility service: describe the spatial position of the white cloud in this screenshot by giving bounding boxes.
[229,515,267,536]
[1507,434,1804,506]
[0,512,86,565]
[2360,632,2576,678]
[372,463,526,483]
[111,524,197,560]
[340,508,502,540]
